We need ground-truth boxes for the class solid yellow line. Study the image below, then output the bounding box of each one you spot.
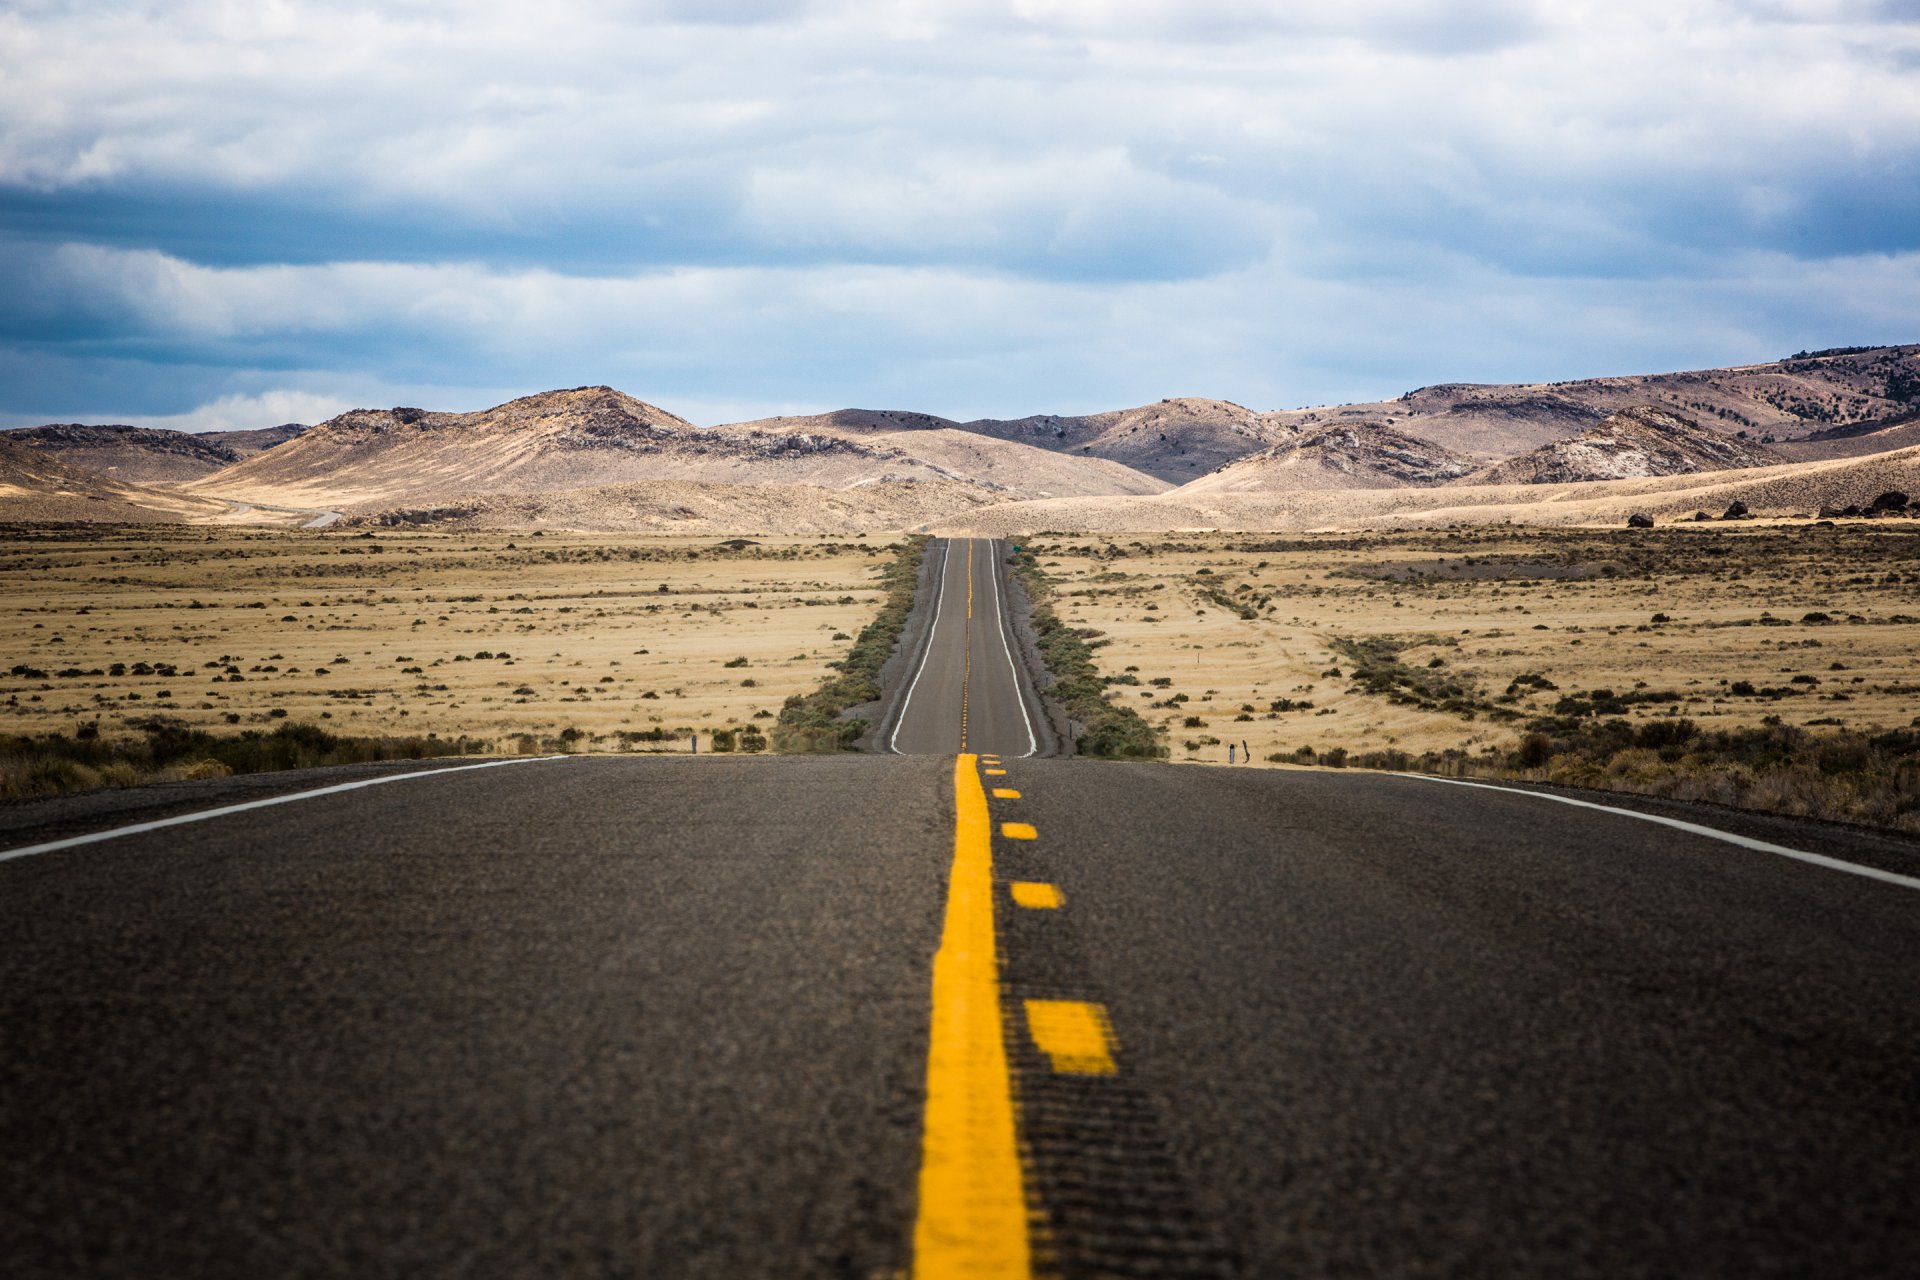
[912,754,1031,1278]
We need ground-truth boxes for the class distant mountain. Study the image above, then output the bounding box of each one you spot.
[199,424,308,458]
[727,398,1281,484]
[6,342,1918,531]
[727,409,1170,500]
[1269,344,1920,461]
[1465,407,1782,485]
[0,435,232,522]
[1176,422,1477,494]
[956,398,1284,482]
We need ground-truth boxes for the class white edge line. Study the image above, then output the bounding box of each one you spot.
[986,538,1039,759]
[889,538,951,755]
[1395,772,1920,892]
[0,755,572,864]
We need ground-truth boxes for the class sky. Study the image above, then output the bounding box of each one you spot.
[2,0,1918,430]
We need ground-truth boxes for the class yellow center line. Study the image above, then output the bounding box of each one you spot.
[913,754,1031,1278]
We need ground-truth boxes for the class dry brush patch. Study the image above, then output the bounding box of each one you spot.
[0,525,898,761]
[1028,525,1920,828]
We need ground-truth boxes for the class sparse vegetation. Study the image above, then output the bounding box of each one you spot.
[0,720,484,801]
[773,537,927,752]
[1012,547,1165,759]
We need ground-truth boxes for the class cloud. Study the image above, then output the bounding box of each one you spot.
[4,238,1916,428]
[1,0,1917,425]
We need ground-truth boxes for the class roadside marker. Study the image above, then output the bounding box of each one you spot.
[1025,1000,1117,1075]
[1010,881,1062,910]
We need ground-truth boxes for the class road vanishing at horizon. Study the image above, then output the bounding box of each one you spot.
[3,536,1918,1277]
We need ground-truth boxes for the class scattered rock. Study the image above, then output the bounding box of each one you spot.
[1626,512,1654,528]
[1693,511,1714,522]
[1722,500,1750,519]
[1869,491,1909,512]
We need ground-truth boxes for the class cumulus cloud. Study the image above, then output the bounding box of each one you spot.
[1,0,1916,423]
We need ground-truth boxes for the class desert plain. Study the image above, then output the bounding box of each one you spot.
[0,527,892,752]
[1024,522,1920,765]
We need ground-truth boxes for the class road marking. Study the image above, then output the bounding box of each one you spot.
[984,538,1040,759]
[1010,881,1062,910]
[985,768,1007,776]
[1001,822,1038,840]
[959,539,974,753]
[992,788,1021,799]
[1024,999,1118,1075]
[913,754,1031,1278]
[890,540,953,755]
[0,756,572,865]
[1398,773,1920,892]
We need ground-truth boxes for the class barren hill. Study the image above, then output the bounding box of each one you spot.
[933,443,1920,537]
[190,387,1000,511]
[1270,344,1920,461]
[354,478,1000,535]
[1178,422,1476,494]
[1465,407,1782,485]
[0,436,233,522]
[728,409,1170,500]
[0,422,302,484]
[952,398,1283,482]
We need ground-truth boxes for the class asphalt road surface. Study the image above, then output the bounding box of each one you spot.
[3,537,1918,1277]
[880,537,1052,759]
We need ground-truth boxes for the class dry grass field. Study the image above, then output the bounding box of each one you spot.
[0,527,896,754]
[1028,524,1920,766]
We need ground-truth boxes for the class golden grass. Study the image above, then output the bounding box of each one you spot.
[0,526,898,753]
[1026,525,1920,767]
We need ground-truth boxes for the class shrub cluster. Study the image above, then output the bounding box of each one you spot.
[1279,719,1920,834]
[1012,548,1165,759]
[773,537,927,752]
[0,720,485,802]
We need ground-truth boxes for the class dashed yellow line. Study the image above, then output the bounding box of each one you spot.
[1001,822,1038,841]
[1025,999,1118,1075]
[912,755,1031,1278]
[1010,881,1062,910]
[984,768,1007,776]
[992,788,1021,799]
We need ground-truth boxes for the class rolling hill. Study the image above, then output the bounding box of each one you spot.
[1465,407,1782,485]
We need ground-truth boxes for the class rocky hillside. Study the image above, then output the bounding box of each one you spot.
[957,397,1283,482]
[0,436,232,522]
[1177,422,1477,494]
[1270,344,1920,461]
[1465,407,1782,485]
[189,387,1012,510]
[729,398,1283,484]
[0,422,302,483]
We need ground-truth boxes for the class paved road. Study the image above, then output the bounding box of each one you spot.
[882,537,1050,758]
[3,541,1919,1277]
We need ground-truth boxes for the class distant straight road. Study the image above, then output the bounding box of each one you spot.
[3,537,1919,1277]
[882,537,1049,758]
